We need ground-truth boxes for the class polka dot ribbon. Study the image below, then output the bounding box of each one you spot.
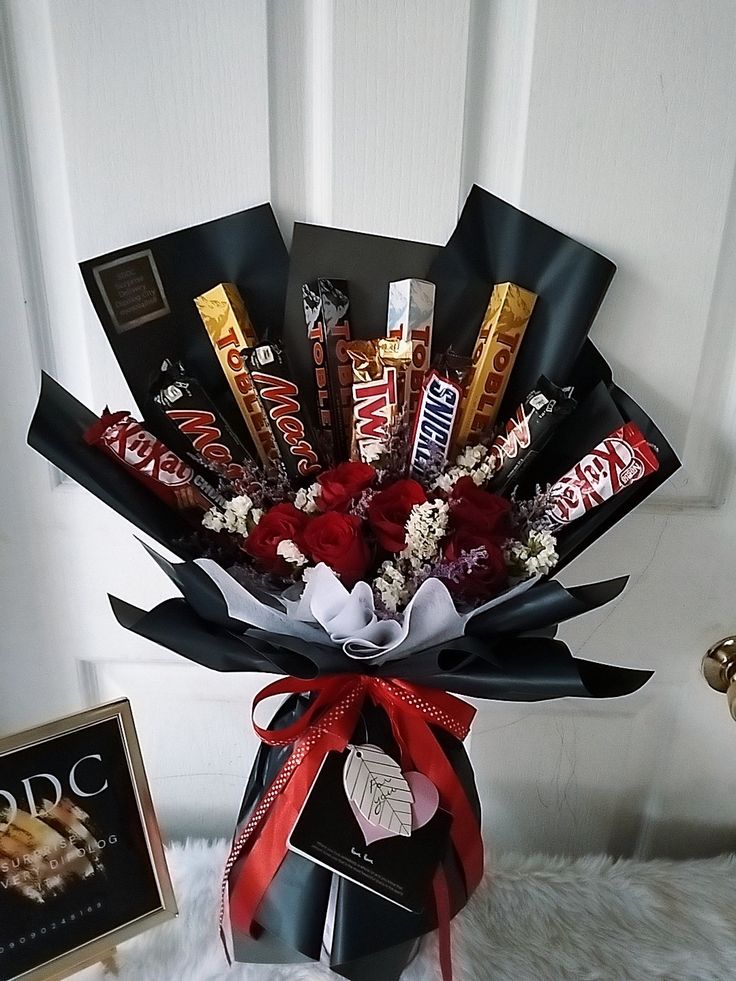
[219,672,483,979]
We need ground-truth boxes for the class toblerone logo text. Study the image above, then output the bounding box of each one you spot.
[250,372,321,476]
[468,328,520,436]
[388,322,431,417]
[308,315,332,430]
[215,326,276,463]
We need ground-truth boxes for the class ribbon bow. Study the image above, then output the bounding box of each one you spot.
[222,673,484,966]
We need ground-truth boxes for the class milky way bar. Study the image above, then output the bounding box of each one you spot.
[151,360,255,483]
[409,370,462,480]
[454,282,536,449]
[194,283,278,470]
[84,410,229,511]
[244,343,323,480]
[486,377,576,494]
[547,421,659,526]
[346,338,412,464]
[386,279,434,420]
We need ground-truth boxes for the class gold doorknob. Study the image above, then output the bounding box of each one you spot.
[702,637,736,720]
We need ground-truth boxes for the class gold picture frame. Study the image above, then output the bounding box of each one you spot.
[0,699,177,980]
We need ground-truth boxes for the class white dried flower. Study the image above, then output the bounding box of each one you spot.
[402,499,450,570]
[276,539,308,568]
[202,493,259,536]
[432,466,467,492]
[294,483,320,513]
[373,560,408,614]
[361,441,383,464]
[250,507,263,525]
[504,530,558,577]
[202,508,226,532]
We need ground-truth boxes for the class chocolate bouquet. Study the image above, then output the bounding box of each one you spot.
[28,187,679,981]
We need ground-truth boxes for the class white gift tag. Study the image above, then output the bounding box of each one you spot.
[342,744,414,838]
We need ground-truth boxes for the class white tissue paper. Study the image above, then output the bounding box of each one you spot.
[195,559,538,665]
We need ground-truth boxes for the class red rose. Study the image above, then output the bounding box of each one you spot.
[450,476,512,540]
[243,503,309,575]
[302,512,371,587]
[317,461,377,512]
[443,528,509,600]
[368,479,427,553]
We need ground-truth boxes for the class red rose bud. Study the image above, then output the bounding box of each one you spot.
[386,279,435,421]
[150,360,256,482]
[409,370,462,481]
[243,502,310,575]
[450,476,513,540]
[244,343,323,482]
[485,377,576,494]
[84,410,229,511]
[302,512,371,588]
[316,461,377,512]
[547,421,659,526]
[443,528,509,600]
[368,479,427,553]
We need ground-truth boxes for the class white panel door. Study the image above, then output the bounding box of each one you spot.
[2,0,736,855]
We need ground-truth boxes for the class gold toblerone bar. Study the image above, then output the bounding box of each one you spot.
[453,282,537,449]
[194,283,278,469]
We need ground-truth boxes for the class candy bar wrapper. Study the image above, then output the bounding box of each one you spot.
[194,283,279,470]
[302,279,353,461]
[150,360,256,482]
[486,377,576,494]
[386,279,435,420]
[84,410,229,512]
[346,338,412,464]
[547,421,659,526]
[408,369,462,481]
[454,282,537,448]
[244,343,323,481]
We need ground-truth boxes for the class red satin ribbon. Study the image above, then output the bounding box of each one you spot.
[222,674,484,980]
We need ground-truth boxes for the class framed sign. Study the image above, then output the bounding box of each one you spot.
[0,700,176,980]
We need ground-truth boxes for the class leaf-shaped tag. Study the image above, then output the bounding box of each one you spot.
[343,744,414,838]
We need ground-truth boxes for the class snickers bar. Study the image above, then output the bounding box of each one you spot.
[409,370,462,481]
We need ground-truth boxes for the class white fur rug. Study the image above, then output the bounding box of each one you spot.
[75,840,736,981]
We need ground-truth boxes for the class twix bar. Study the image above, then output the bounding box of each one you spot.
[346,338,412,464]
[453,282,537,449]
[387,278,434,421]
[194,283,278,470]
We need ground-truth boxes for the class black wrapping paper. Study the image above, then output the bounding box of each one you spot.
[227,696,477,980]
[79,203,288,450]
[429,185,616,416]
